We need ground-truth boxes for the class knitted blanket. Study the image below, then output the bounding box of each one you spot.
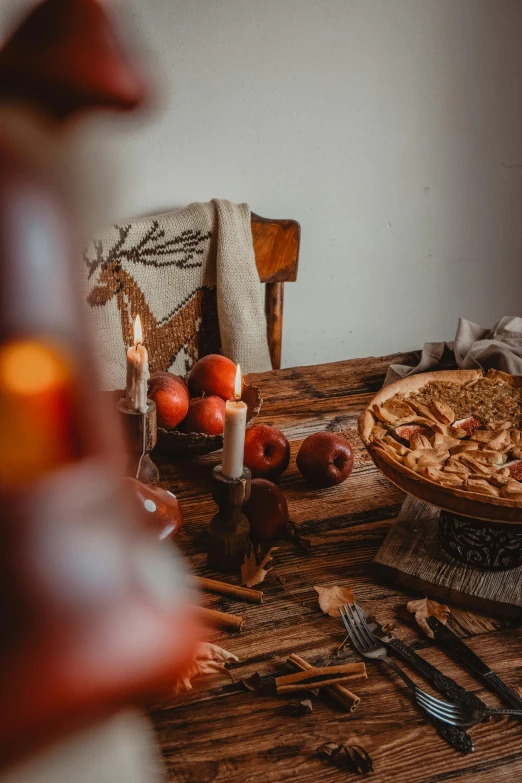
[82,199,272,389]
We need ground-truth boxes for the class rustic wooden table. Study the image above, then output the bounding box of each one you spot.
[151,353,522,783]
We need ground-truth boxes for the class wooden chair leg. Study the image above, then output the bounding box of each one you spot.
[265,282,284,370]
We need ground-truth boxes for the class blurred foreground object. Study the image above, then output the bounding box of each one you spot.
[0,0,198,776]
[124,477,184,542]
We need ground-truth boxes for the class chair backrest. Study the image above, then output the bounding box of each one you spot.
[251,213,300,369]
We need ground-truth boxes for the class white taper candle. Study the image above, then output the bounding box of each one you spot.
[125,315,149,414]
[221,364,247,479]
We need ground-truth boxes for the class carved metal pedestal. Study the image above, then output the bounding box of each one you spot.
[207,465,251,572]
[438,511,522,571]
[117,398,159,485]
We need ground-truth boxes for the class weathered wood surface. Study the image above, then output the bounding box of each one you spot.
[151,353,522,783]
[375,496,522,618]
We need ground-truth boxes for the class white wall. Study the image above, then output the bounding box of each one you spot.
[3,0,522,368]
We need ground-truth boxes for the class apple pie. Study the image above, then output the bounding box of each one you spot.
[367,369,522,500]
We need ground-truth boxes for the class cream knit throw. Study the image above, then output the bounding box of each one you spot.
[83,200,272,389]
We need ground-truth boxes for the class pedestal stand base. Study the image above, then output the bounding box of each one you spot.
[439,510,522,570]
[374,496,522,619]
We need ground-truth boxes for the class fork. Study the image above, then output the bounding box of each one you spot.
[416,691,522,728]
[339,604,461,717]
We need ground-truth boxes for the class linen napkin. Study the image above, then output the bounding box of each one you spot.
[385,317,522,385]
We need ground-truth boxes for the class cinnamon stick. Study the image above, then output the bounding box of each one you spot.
[276,661,366,694]
[286,653,362,711]
[196,606,244,632]
[192,576,263,604]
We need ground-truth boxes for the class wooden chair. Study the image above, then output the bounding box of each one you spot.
[251,213,300,369]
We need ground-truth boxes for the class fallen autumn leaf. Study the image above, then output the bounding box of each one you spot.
[407,596,451,638]
[315,585,356,617]
[174,642,239,695]
[241,545,279,588]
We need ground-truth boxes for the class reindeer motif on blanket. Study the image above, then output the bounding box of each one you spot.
[85,221,220,373]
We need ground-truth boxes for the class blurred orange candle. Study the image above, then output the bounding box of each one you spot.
[0,339,78,488]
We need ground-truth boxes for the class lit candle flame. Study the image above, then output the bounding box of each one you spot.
[133,315,143,347]
[234,363,242,400]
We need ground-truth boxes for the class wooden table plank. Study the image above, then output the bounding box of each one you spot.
[151,353,522,783]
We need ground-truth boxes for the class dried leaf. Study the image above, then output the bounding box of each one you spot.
[174,642,239,694]
[407,597,450,639]
[240,672,263,692]
[239,672,275,697]
[286,520,312,554]
[286,698,312,716]
[241,545,279,588]
[315,585,356,617]
[318,743,374,774]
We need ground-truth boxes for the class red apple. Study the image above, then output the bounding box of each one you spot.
[124,477,183,541]
[296,432,354,488]
[243,478,289,543]
[148,372,189,430]
[180,395,226,435]
[188,353,237,400]
[243,424,290,479]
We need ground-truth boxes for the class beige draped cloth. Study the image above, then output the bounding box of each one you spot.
[386,317,522,385]
[82,199,272,389]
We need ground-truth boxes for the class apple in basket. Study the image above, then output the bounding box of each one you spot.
[243,424,290,480]
[180,395,226,436]
[188,353,237,400]
[297,432,354,488]
[148,372,190,430]
[244,478,289,542]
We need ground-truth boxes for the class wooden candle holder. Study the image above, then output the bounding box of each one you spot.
[117,398,159,485]
[207,465,251,572]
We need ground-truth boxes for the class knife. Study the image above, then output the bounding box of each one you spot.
[357,606,476,753]
[426,616,522,711]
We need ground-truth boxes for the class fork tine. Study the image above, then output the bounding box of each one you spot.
[416,692,462,717]
[352,603,378,648]
[416,698,467,727]
[343,605,369,651]
[340,605,367,653]
[415,690,461,714]
[417,704,460,727]
[347,604,372,649]
[348,604,375,648]
[339,605,359,646]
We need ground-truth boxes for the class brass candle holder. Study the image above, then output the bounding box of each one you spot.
[117,398,159,485]
[207,464,251,572]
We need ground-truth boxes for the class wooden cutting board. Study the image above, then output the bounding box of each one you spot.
[374,495,522,619]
